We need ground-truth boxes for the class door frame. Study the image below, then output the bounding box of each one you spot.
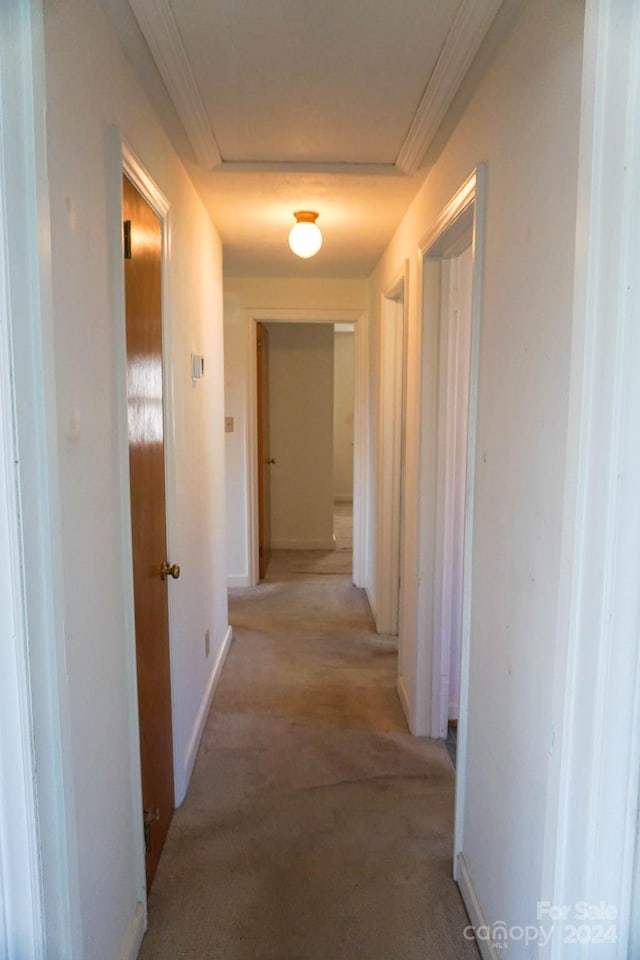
[0,1,81,955]
[376,262,409,634]
[431,246,474,738]
[108,131,182,906]
[245,309,367,586]
[402,168,485,754]
[0,61,46,959]
[540,1,640,953]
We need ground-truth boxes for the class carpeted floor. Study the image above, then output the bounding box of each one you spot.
[268,502,353,578]
[138,563,478,960]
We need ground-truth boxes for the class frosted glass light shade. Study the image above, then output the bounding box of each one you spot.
[289,211,322,258]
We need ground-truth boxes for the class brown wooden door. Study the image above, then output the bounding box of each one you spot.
[123,174,175,889]
[257,322,272,579]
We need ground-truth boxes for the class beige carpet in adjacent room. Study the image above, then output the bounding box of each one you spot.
[138,567,478,960]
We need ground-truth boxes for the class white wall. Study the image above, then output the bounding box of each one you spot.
[368,0,584,947]
[42,0,229,957]
[333,330,355,502]
[223,277,367,584]
[268,323,334,548]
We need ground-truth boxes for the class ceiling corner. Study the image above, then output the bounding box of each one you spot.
[396,0,504,176]
[128,0,222,170]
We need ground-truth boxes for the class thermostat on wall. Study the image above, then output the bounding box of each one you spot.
[191,353,205,381]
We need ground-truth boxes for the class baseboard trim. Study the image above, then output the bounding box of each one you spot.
[181,625,233,798]
[228,574,251,587]
[118,901,146,960]
[364,585,377,623]
[456,853,498,960]
[271,538,335,550]
[397,673,412,730]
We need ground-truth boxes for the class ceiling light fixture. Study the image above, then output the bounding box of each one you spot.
[288,211,322,259]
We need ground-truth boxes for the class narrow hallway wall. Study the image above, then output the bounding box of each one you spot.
[368,0,584,946]
[42,0,230,955]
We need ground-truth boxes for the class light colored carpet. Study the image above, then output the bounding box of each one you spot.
[267,502,353,578]
[138,568,478,960]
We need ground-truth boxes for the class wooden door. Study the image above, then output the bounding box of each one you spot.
[257,322,272,579]
[123,174,175,889]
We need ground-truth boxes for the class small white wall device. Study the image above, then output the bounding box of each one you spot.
[191,353,205,381]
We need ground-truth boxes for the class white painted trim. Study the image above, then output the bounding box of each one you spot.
[453,168,486,861]
[127,0,221,170]
[376,264,408,635]
[396,0,503,175]
[270,538,336,550]
[457,854,498,960]
[397,673,412,729]
[181,626,233,792]
[248,308,363,324]
[117,901,146,960]
[0,2,81,955]
[365,586,378,626]
[540,3,640,956]
[0,76,44,960]
[418,169,477,257]
[227,574,251,588]
[245,309,368,586]
[126,0,498,179]
[431,248,473,738]
[352,310,369,590]
[408,168,484,745]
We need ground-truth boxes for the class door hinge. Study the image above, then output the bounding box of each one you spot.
[123,219,132,260]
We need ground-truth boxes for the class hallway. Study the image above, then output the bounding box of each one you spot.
[138,567,478,959]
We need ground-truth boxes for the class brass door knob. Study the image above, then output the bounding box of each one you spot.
[160,562,180,580]
[266,458,276,464]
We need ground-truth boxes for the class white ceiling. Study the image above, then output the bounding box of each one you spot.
[102,0,504,277]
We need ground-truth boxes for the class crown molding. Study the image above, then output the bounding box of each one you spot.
[127,0,501,178]
[127,0,222,170]
[396,0,503,175]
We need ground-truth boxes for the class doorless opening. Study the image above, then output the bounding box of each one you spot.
[246,310,366,587]
[405,169,486,877]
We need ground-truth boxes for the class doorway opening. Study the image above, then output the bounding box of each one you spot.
[247,310,366,587]
[255,319,355,583]
[402,170,485,881]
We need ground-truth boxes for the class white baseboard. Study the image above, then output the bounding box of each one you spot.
[270,538,335,550]
[228,573,251,587]
[364,585,377,622]
[118,901,146,960]
[180,625,233,800]
[456,853,498,960]
[397,673,412,730]
[333,495,353,504]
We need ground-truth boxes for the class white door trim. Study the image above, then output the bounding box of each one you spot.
[376,264,409,635]
[0,1,81,955]
[0,74,45,960]
[403,167,485,756]
[541,2,640,955]
[244,308,367,587]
